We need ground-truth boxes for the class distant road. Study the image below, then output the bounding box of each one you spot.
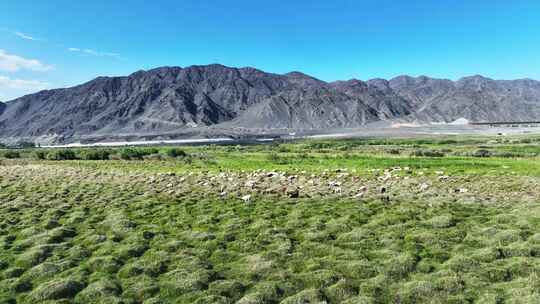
[42,138,236,148]
[39,124,540,148]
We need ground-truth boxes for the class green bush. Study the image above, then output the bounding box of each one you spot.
[410,149,445,157]
[438,139,458,145]
[119,148,144,160]
[46,149,77,160]
[161,148,187,158]
[1,150,21,159]
[473,149,492,158]
[34,150,47,160]
[119,148,158,160]
[387,149,401,155]
[79,149,111,160]
[496,152,522,158]
[306,142,334,150]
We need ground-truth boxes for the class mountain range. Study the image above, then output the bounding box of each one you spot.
[1,64,540,142]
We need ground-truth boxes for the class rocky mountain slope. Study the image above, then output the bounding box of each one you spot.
[389,75,540,123]
[1,64,539,141]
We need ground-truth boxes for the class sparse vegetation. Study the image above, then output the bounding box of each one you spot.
[1,150,20,159]
[1,135,540,303]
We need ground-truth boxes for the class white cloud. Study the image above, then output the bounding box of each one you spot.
[68,47,124,60]
[0,27,41,41]
[0,49,53,72]
[2,27,125,61]
[0,75,49,90]
[0,75,49,101]
[15,31,38,41]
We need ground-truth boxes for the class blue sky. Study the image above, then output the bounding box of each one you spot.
[1,0,540,101]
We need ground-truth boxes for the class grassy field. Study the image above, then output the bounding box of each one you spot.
[1,135,540,303]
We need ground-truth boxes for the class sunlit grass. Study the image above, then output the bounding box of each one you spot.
[1,135,540,303]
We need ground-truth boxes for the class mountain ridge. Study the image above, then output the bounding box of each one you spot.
[1,64,540,142]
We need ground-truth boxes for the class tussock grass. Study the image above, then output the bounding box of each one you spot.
[1,136,540,302]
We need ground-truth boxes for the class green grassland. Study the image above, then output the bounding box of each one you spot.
[1,135,540,303]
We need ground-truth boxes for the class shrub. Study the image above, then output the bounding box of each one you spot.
[34,150,47,160]
[473,149,492,158]
[79,149,111,160]
[117,147,159,160]
[307,142,333,150]
[277,145,290,153]
[46,149,77,160]
[410,149,445,157]
[438,139,458,145]
[161,148,187,158]
[1,150,20,159]
[119,148,144,160]
[387,149,401,155]
[496,152,522,158]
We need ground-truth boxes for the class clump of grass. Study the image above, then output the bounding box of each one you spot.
[2,136,540,302]
[121,275,160,302]
[117,263,144,279]
[281,288,326,304]
[324,279,358,303]
[396,280,437,303]
[193,295,230,304]
[443,254,479,273]
[86,256,123,274]
[48,227,77,243]
[99,212,136,240]
[135,250,170,276]
[299,269,341,289]
[28,279,84,301]
[14,246,50,269]
[265,152,291,164]
[342,295,376,304]
[21,262,60,282]
[426,215,454,228]
[74,278,122,303]
[114,240,149,260]
[160,269,213,297]
[208,280,245,299]
[382,253,417,279]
